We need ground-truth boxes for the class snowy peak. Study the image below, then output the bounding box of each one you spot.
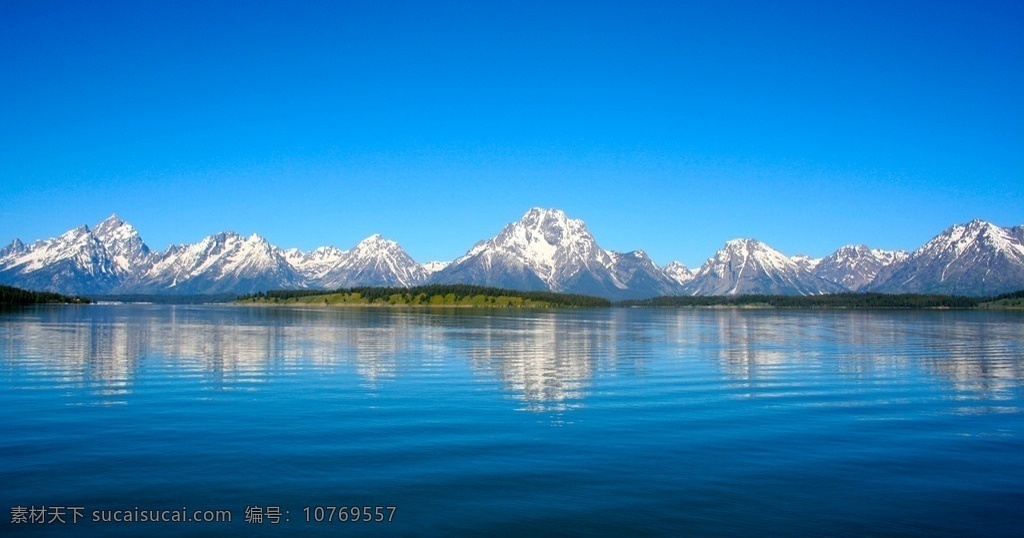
[685,238,843,296]
[272,234,430,290]
[812,245,908,291]
[92,214,152,272]
[484,207,603,284]
[351,234,400,256]
[93,213,125,235]
[4,211,1023,298]
[0,238,27,260]
[604,249,686,297]
[316,234,428,288]
[422,261,450,274]
[0,218,128,294]
[718,239,797,274]
[434,208,681,299]
[869,219,1024,295]
[135,230,305,294]
[283,246,348,281]
[662,261,694,285]
[790,254,821,272]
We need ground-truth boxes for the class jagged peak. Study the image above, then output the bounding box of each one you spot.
[873,248,909,260]
[310,245,347,256]
[522,207,568,221]
[97,213,124,227]
[59,225,92,239]
[828,244,872,257]
[724,238,755,247]
[93,214,146,245]
[944,218,997,235]
[504,207,593,242]
[921,219,1014,253]
[354,234,399,250]
[721,238,771,252]
[704,238,795,272]
[423,260,450,273]
[359,233,388,243]
[0,238,27,258]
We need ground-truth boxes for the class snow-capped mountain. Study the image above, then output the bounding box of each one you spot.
[0,217,132,294]
[0,238,27,260]
[605,250,686,298]
[431,208,681,300]
[282,246,347,283]
[790,254,821,272]
[93,214,152,273]
[683,239,845,296]
[662,261,695,286]
[868,219,1024,296]
[135,231,306,294]
[812,245,908,291]
[0,216,432,295]
[279,236,429,288]
[315,234,429,288]
[3,213,1023,298]
[422,261,450,274]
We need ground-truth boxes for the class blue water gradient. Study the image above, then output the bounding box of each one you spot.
[1,305,1022,536]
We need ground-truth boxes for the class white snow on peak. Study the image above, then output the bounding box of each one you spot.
[662,261,694,285]
[315,234,426,288]
[914,219,1024,263]
[422,260,451,274]
[812,244,908,291]
[139,230,296,288]
[717,239,796,274]
[92,214,151,272]
[7,211,1020,298]
[871,248,909,266]
[353,233,397,251]
[790,253,821,271]
[483,207,606,285]
[685,237,841,296]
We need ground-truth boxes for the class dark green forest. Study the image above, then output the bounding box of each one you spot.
[3,282,1021,309]
[0,284,90,305]
[238,284,612,308]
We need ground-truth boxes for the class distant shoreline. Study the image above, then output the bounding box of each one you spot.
[236,287,1024,311]
[4,284,1023,310]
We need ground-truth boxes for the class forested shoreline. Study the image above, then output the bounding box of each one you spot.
[0,285,90,305]
[3,282,1022,309]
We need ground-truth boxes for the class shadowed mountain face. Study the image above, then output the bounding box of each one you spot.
[2,213,1022,297]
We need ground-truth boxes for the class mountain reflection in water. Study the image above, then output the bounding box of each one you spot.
[1,305,1021,412]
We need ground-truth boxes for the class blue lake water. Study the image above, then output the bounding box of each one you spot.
[1,305,1022,536]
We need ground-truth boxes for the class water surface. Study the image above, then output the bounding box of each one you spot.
[1,305,1022,536]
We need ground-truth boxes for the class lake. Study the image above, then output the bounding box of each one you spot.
[1,305,1022,536]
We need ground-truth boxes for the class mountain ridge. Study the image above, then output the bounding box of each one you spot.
[2,210,1022,298]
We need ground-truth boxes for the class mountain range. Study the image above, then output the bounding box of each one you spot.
[2,209,1022,299]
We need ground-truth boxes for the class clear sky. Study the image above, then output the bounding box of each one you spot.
[2,0,1021,268]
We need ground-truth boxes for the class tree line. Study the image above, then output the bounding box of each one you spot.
[238,284,612,308]
[619,292,1007,309]
[0,285,90,305]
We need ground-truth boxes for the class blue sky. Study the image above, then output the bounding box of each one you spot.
[1,0,1021,268]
